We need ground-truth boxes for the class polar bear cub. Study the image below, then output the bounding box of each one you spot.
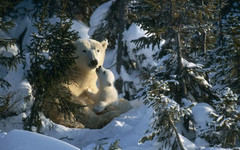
[86,66,119,113]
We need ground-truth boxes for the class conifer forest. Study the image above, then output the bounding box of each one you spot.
[0,0,240,150]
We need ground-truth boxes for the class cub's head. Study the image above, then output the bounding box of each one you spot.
[96,66,115,87]
[74,39,108,70]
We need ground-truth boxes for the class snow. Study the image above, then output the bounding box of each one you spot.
[0,32,19,56]
[194,137,210,147]
[88,0,116,37]
[0,60,33,115]
[0,129,80,150]
[0,99,227,150]
[123,23,159,69]
[120,66,132,82]
[72,20,89,39]
[39,101,157,150]
[192,103,214,130]
[180,134,197,150]
[182,58,203,69]
[0,32,20,79]
[0,101,159,150]
[192,103,214,147]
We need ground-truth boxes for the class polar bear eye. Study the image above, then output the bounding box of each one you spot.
[82,50,87,53]
[103,71,106,74]
[97,50,100,53]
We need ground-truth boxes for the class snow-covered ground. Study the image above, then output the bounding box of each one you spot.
[0,130,79,150]
[0,0,235,150]
[0,100,158,150]
[0,102,228,150]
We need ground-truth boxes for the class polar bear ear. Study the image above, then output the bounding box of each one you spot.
[101,40,108,50]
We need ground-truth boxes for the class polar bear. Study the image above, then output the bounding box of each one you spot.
[43,39,132,129]
[67,39,108,99]
[86,66,119,113]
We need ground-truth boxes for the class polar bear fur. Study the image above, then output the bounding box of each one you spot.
[86,66,119,113]
[43,39,132,129]
[67,39,107,99]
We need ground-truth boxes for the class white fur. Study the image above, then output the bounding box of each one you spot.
[86,66,119,113]
[66,39,108,98]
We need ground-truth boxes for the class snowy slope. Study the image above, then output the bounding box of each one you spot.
[1,101,226,150]
[39,101,158,150]
[0,130,80,150]
[0,101,158,150]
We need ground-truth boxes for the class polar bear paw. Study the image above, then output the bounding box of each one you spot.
[85,88,96,100]
[94,101,108,113]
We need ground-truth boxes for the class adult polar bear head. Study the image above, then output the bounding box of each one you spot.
[74,39,108,71]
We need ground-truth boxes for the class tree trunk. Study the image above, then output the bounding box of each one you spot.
[176,30,187,104]
[202,31,207,54]
[116,0,127,74]
[218,0,224,49]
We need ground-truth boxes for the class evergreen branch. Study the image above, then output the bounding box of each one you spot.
[169,117,186,150]
[0,38,15,43]
[0,78,11,89]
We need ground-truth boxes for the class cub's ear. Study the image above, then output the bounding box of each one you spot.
[101,39,108,50]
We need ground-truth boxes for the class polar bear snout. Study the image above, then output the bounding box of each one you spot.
[87,56,98,68]
[90,59,98,67]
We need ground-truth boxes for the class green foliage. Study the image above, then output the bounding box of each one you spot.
[24,0,79,132]
[94,140,122,150]
[132,0,222,56]
[0,0,22,124]
[108,140,122,150]
[208,13,240,94]
[0,0,21,17]
[138,74,192,150]
[131,0,222,106]
[33,0,108,24]
[132,0,230,149]
[0,92,17,119]
[200,5,240,147]
[0,1,21,89]
[228,14,240,93]
[201,88,240,148]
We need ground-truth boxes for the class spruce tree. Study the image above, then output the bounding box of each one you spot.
[0,1,20,89]
[33,0,108,24]
[132,0,224,149]
[207,2,240,94]
[225,13,240,93]
[0,0,22,119]
[201,88,240,148]
[24,0,79,132]
[0,2,20,90]
[201,3,240,147]
[229,16,240,93]
[132,0,221,103]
